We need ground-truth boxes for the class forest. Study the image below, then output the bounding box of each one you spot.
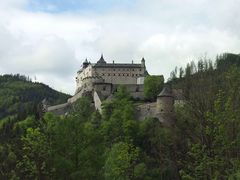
[0,53,240,179]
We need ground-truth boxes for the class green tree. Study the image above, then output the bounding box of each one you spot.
[104,142,140,180]
[17,128,52,179]
[144,75,164,101]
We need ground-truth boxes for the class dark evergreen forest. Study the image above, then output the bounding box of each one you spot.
[1,53,240,179]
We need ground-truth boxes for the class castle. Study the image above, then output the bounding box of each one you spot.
[46,55,180,125]
[75,54,148,94]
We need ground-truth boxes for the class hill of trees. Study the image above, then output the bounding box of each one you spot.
[0,74,70,118]
[1,53,240,179]
[0,74,70,130]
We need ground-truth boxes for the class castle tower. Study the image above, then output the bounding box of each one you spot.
[157,85,174,113]
[156,85,175,125]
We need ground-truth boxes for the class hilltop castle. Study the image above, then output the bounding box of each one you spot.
[75,54,148,94]
[46,55,180,125]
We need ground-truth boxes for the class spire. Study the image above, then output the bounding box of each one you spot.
[83,58,89,68]
[141,57,145,66]
[97,54,107,64]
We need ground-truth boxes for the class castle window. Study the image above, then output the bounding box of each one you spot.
[113,74,115,76]
[108,73,110,76]
[113,69,115,71]
[161,109,163,112]
[136,87,139,92]
[119,74,121,76]
[132,69,134,71]
[132,74,134,77]
[123,74,125,76]
[102,73,105,76]
[127,74,129,76]
[103,86,106,91]
[139,69,142,71]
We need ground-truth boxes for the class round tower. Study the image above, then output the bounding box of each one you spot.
[157,85,174,114]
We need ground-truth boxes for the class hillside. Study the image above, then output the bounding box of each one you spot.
[169,53,240,109]
[1,54,240,179]
[0,74,71,120]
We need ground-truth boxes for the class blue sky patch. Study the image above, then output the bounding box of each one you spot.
[26,0,136,13]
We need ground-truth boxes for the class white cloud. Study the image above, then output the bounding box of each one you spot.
[138,28,240,77]
[0,0,240,95]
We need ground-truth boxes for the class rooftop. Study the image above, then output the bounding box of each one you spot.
[158,86,173,97]
[93,63,142,68]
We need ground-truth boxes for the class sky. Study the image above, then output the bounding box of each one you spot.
[0,0,240,95]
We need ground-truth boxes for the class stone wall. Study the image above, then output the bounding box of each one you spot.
[76,65,93,90]
[156,97,174,114]
[93,83,112,98]
[112,84,144,100]
[135,102,157,120]
[75,76,104,94]
[47,103,70,116]
[93,91,102,113]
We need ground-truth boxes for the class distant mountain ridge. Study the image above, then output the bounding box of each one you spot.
[0,74,71,120]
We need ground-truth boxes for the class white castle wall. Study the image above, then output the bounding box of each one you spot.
[93,66,145,85]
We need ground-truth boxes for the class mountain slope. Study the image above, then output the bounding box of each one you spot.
[0,74,71,120]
